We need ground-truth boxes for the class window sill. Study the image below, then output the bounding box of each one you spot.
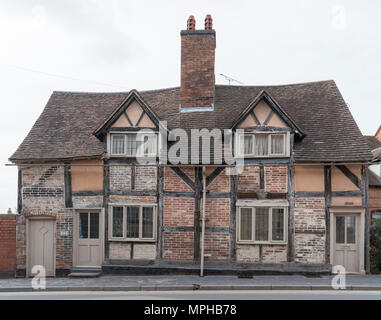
[108,238,156,243]
[234,155,289,159]
[237,241,287,245]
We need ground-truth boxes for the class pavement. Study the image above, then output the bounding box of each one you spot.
[2,290,381,300]
[1,274,381,292]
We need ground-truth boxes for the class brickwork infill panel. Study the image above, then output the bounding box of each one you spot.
[207,168,230,193]
[204,198,230,227]
[238,165,260,192]
[265,165,288,193]
[163,231,194,261]
[164,197,194,227]
[294,197,326,264]
[164,167,194,192]
[110,166,131,191]
[135,166,157,191]
[204,232,229,262]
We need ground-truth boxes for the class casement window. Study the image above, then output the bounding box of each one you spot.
[109,205,156,241]
[110,133,157,157]
[237,132,289,157]
[237,207,287,244]
[372,210,381,224]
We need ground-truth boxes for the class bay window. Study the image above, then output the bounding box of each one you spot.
[109,205,156,241]
[237,132,288,157]
[237,207,287,243]
[110,133,157,157]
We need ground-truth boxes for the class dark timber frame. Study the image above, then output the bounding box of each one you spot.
[336,165,361,189]
[94,90,163,140]
[64,164,73,208]
[231,90,304,138]
[324,165,332,264]
[17,169,22,214]
[361,164,370,273]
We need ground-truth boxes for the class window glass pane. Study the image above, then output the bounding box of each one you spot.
[112,135,125,154]
[272,209,284,241]
[346,216,356,244]
[240,208,252,241]
[255,208,269,241]
[254,134,268,156]
[79,212,88,239]
[142,207,154,238]
[126,206,139,238]
[336,216,345,244]
[271,135,284,155]
[143,135,156,156]
[90,213,99,239]
[372,211,381,223]
[126,134,142,156]
[112,207,124,238]
[243,135,253,155]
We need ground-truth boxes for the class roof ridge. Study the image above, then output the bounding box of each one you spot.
[215,79,335,88]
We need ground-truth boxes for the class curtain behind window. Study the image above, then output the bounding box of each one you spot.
[272,209,284,241]
[255,208,269,241]
[240,208,252,240]
[112,135,125,154]
[271,135,284,154]
[254,134,268,156]
[126,134,142,156]
[243,135,253,155]
[127,206,139,238]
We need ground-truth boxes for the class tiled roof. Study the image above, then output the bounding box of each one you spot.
[369,169,381,187]
[10,80,373,163]
[364,135,381,150]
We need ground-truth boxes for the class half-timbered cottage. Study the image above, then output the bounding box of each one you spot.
[10,15,373,277]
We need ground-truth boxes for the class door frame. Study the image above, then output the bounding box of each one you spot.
[26,216,56,278]
[329,208,365,274]
[72,208,104,267]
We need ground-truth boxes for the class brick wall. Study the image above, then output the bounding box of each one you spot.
[0,215,16,275]
[207,168,230,192]
[164,197,194,226]
[265,165,288,193]
[238,165,260,192]
[294,197,326,264]
[164,167,194,192]
[163,231,194,261]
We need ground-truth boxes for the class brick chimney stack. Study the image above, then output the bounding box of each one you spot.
[187,15,196,30]
[180,15,216,111]
[204,14,212,30]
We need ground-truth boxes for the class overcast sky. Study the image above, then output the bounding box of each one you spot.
[0,0,380,212]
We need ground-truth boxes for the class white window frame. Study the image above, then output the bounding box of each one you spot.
[237,206,288,244]
[108,204,157,242]
[269,133,286,156]
[109,132,158,157]
[110,134,126,155]
[235,131,290,158]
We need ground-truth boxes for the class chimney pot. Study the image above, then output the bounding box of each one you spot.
[187,15,196,30]
[205,14,213,30]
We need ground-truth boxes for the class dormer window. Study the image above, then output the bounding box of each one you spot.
[236,132,290,158]
[110,133,157,157]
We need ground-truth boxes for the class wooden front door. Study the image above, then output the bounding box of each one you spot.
[75,211,102,267]
[333,214,360,273]
[28,219,55,277]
